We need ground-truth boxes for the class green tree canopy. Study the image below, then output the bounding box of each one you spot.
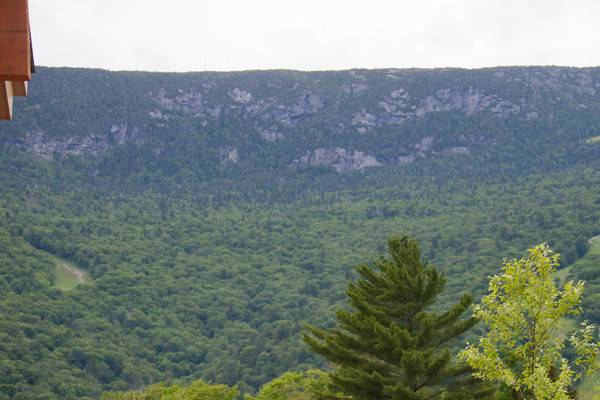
[303,235,487,400]
[100,379,238,400]
[244,370,334,400]
[459,243,600,400]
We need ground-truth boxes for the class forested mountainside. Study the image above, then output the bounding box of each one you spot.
[1,66,600,399]
[3,66,600,197]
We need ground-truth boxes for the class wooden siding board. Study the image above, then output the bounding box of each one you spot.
[0,0,28,32]
[0,0,31,81]
[12,80,26,96]
[0,32,30,80]
[0,0,32,119]
[0,81,14,120]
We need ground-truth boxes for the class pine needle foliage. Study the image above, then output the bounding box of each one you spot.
[303,235,486,400]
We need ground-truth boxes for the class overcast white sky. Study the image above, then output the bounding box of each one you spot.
[30,0,600,72]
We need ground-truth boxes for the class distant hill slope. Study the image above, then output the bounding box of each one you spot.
[0,67,600,399]
[1,66,600,197]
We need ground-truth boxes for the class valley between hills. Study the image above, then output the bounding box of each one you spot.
[1,66,600,399]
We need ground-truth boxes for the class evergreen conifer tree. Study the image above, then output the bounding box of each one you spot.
[303,235,487,400]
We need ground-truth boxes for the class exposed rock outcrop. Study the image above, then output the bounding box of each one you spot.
[398,155,416,165]
[351,110,377,134]
[17,125,142,159]
[290,94,325,117]
[525,70,596,96]
[415,136,434,152]
[297,148,382,173]
[220,147,239,164]
[152,88,222,118]
[9,67,598,167]
[229,88,252,104]
[378,88,411,124]
[259,127,284,142]
[416,87,520,117]
[342,83,369,94]
[443,146,470,156]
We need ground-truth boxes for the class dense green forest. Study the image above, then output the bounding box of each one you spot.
[0,66,600,399]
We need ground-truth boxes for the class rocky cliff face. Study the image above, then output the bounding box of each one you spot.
[296,148,382,173]
[2,66,599,174]
[13,124,143,159]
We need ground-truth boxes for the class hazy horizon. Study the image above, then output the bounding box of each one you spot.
[33,63,600,74]
[30,0,600,73]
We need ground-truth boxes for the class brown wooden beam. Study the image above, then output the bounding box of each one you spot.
[0,0,31,81]
[0,32,30,81]
[0,0,32,119]
[12,80,27,96]
[0,81,14,120]
[0,0,29,31]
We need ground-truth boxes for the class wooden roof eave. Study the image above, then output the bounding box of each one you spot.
[0,0,34,120]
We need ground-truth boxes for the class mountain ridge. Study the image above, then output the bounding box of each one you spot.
[1,66,600,399]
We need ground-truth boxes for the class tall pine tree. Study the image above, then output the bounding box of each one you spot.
[303,235,487,400]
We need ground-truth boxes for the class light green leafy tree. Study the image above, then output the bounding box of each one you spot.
[244,370,341,400]
[100,379,238,400]
[459,243,600,400]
